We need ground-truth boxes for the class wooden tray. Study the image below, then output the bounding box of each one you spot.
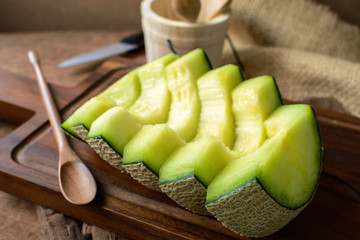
[0,56,359,240]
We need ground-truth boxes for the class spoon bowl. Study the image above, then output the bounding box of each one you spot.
[28,50,97,205]
[60,161,97,205]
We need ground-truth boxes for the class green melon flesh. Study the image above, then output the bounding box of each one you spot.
[60,114,82,141]
[61,70,141,140]
[232,75,282,155]
[99,70,141,107]
[159,137,233,214]
[194,64,243,148]
[122,124,185,191]
[61,97,116,140]
[257,105,322,208]
[86,106,141,170]
[159,64,243,184]
[158,64,242,214]
[166,48,211,141]
[206,104,321,237]
[159,137,233,187]
[128,53,179,124]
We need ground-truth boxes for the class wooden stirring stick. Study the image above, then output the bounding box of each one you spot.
[28,51,97,205]
[197,0,232,22]
[171,0,201,22]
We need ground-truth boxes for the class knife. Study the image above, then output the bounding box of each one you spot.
[58,31,144,68]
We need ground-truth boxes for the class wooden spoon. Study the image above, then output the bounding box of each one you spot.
[171,0,201,22]
[197,0,232,22]
[28,51,97,205]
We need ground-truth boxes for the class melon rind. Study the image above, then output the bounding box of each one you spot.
[71,125,89,141]
[206,180,305,238]
[86,136,123,171]
[122,162,161,191]
[159,176,210,215]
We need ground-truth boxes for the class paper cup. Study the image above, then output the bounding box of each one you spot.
[141,0,230,67]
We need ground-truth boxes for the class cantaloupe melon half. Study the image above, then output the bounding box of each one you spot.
[61,70,141,140]
[159,64,242,214]
[206,104,322,237]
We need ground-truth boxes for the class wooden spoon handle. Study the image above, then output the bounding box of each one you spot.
[28,51,68,149]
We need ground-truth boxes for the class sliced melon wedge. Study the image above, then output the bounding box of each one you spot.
[128,53,179,124]
[159,64,243,214]
[61,70,141,140]
[232,75,282,155]
[122,124,185,191]
[61,97,116,140]
[194,64,243,148]
[86,106,141,170]
[159,137,234,214]
[99,70,141,107]
[206,104,322,237]
[166,48,212,141]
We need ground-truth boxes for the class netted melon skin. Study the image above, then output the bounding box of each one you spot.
[122,162,161,192]
[160,176,210,215]
[86,136,123,171]
[72,125,89,141]
[206,180,306,238]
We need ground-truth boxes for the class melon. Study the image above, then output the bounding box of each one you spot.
[86,106,141,170]
[165,48,212,141]
[61,48,322,238]
[122,124,185,191]
[61,96,116,140]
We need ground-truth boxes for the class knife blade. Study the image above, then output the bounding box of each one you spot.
[58,31,144,68]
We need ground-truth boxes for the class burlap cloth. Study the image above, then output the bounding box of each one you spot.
[221,0,360,118]
[1,0,359,239]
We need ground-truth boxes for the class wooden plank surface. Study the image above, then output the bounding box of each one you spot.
[0,56,359,240]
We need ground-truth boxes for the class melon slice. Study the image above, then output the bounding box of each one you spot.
[159,137,234,214]
[166,48,212,141]
[159,64,243,214]
[61,97,116,140]
[194,64,243,148]
[206,104,322,237]
[232,75,282,155]
[86,106,141,170]
[128,53,179,124]
[61,70,141,140]
[122,124,185,191]
[99,70,141,107]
